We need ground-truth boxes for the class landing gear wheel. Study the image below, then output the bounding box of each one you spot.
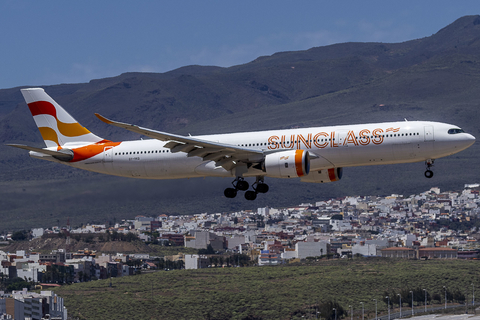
[255,183,269,194]
[424,159,435,179]
[425,170,434,178]
[224,188,237,198]
[245,190,257,201]
[236,180,249,191]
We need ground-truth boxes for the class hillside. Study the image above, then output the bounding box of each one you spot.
[1,16,480,231]
[53,259,479,320]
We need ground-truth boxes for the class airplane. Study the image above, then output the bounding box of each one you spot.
[7,88,476,201]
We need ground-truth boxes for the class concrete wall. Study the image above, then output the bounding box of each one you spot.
[296,241,328,259]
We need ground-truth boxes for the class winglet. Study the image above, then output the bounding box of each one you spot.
[95,113,114,124]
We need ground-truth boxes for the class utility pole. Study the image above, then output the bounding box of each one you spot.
[444,286,447,310]
[423,289,427,313]
[386,296,390,320]
[410,291,414,316]
[398,294,402,318]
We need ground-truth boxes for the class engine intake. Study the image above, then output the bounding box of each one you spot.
[264,150,310,178]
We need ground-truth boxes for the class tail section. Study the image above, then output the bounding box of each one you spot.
[21,88,104,148]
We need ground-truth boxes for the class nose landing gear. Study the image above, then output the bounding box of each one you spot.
[424,159,434,178]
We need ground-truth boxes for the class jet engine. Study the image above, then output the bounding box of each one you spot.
[264,150,310,178]
[300,167,343,183]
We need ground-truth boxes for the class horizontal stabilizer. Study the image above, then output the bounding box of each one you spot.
[6,144,74,161]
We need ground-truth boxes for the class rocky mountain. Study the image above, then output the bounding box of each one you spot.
[0,16,479,231]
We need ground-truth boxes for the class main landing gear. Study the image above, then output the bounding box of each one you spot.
[224,176,269,200]
[424,159,434,178]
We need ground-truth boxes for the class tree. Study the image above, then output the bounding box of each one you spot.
[318,301,345,320]
[198,244,215,255]
[11,230,27,241]
[6,277,30,291]
[78,271,84,282]
[453,289,465,303]
[111,230,119,241]
[125,232,138,242]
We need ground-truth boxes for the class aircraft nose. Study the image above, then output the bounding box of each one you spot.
[462,133,476,148]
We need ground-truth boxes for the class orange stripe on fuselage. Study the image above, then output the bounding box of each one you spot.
[70,141,120,162]
[295,150,304,177]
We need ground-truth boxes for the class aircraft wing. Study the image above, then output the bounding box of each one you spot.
[95,113,263,170]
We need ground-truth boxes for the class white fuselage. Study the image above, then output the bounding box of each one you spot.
[32,120,475,180]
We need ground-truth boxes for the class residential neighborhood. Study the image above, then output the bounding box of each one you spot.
[1,184,479,319]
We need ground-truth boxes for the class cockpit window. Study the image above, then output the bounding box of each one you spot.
[448,128,465,134]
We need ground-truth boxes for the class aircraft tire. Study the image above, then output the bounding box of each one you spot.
[224,188,238,198]
[245,190,257,201]
[236,180,249,191]
[256,183,269,193]
[424,170,434,178]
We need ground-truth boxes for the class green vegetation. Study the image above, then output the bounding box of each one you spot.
[0,276,32,292]
[148,244,198,256]
[10,230,29,241]
[54,259,480,320]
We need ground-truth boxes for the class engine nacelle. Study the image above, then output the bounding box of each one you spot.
[264,150,310,178]
[300,167,343,183]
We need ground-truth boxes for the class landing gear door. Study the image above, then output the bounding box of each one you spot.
[103,146,113,162]
[424,126,434,142]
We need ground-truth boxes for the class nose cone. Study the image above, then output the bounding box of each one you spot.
[459,133,476,150]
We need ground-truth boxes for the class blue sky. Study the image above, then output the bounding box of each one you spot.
[1,1,479,89]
